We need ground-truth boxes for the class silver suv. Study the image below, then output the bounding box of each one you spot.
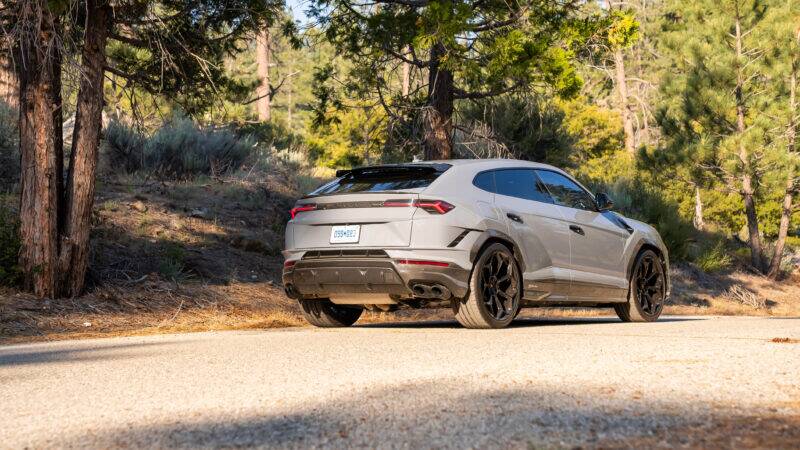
[283,159,669,329]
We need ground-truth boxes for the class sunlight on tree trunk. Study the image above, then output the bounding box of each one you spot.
[613,49,635,154]
[0,53,18,110]
[693,186,705,230]
[256,28,272,122]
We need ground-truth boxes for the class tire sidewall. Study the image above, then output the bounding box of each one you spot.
[467,243,521,328]
[625,249,665,322]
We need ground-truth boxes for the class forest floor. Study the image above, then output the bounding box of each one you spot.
[1,173,799,344]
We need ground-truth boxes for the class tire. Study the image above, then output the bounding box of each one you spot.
[454,243,521,329]
[614,249,666,322]
[298,299,362,327]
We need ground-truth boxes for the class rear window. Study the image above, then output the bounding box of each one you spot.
[308,164,451,196]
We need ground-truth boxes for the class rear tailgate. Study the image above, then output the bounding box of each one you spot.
[290,193,420,248]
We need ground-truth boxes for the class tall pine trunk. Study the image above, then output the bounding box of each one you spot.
[0,52,19,110]
[693,186,705,230]
[767,30,799,279]
[57,0,110,296]
[18,2,63,298]
[256,28,271,122]
[606,0,635,154]
[733,11,766,273]
[613,49,635,154]
[423,42,454,160]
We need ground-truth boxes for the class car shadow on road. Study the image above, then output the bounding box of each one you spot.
[355,316,704,329]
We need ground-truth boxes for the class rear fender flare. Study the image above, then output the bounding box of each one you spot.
[469,229,526,273]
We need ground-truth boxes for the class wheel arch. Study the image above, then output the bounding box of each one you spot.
[470,230,526,273]
[626,239,670,292]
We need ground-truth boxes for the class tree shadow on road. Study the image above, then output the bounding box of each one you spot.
[55,379,800,449]
[0,341,181,368]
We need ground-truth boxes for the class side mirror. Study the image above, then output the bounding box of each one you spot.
[595,192,614,211]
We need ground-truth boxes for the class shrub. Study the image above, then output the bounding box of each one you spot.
[693,240,733,273]
[144,118,254,178]
[0,204,21,286]
[102,117,257,179]
[0,101,19,191]
[596,178,695,260]
[103,120,147,173]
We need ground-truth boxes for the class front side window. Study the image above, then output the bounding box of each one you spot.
[535,170,596,211]
[494,169,553,203]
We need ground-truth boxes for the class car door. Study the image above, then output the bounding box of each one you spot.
[534,169,630,301]
[487,169,572,301]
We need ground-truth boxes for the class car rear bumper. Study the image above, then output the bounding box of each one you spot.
[282,249,471,300]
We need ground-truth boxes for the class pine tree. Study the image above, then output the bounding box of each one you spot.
[656,0,783,272]
[310,0,613,160]
[2,0,283,298]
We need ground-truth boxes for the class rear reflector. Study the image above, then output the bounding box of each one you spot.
[383,199,455,214]
[290,203,317,219]
[396,259,450,267]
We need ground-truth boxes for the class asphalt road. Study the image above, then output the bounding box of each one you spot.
[1,316,799,449]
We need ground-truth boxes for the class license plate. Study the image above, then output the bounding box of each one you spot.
[330,225,361,244]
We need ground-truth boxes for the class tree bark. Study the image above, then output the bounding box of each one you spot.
[767,30,799,279]
[733,10,766,273]
[17,2,63,298]
[57,0,111,297]
[613,49,636,154]
[256,27,271,122]
[423,42,454,160]
[605,0,635,154]
[401,46,410,97]
[693,186,705,230]
[0,52,19,110]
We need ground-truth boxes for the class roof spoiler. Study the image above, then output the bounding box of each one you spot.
[335,165,444,178]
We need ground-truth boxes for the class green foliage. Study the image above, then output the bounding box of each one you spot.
[0,204,20,286]
[692,240,733,273]
[158,242,188,281]
[145,118,255,178]
[307,104,387,168]
[104,121,147,173]
[0,101,19,191]
[103,118,256,178]
[599,178,695,260]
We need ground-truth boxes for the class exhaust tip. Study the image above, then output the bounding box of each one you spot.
[412,285,427,296]
[284,284,299,299]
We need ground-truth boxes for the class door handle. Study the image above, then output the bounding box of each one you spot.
[569,225,585,235]
[506,213,523,224]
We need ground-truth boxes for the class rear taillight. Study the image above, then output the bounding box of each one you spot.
[396,259,450,267]
[284,260,297,268]
[383,199,455,214]
[290,203,316,219]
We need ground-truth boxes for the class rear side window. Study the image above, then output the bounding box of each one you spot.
[494,169,553,203]
[309,165,450,196]
[473,171,496,192]
[535,170,596,211]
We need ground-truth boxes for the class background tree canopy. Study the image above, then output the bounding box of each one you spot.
[0,0,798,299]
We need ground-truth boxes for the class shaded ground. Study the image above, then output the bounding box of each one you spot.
[1,316,798,449]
